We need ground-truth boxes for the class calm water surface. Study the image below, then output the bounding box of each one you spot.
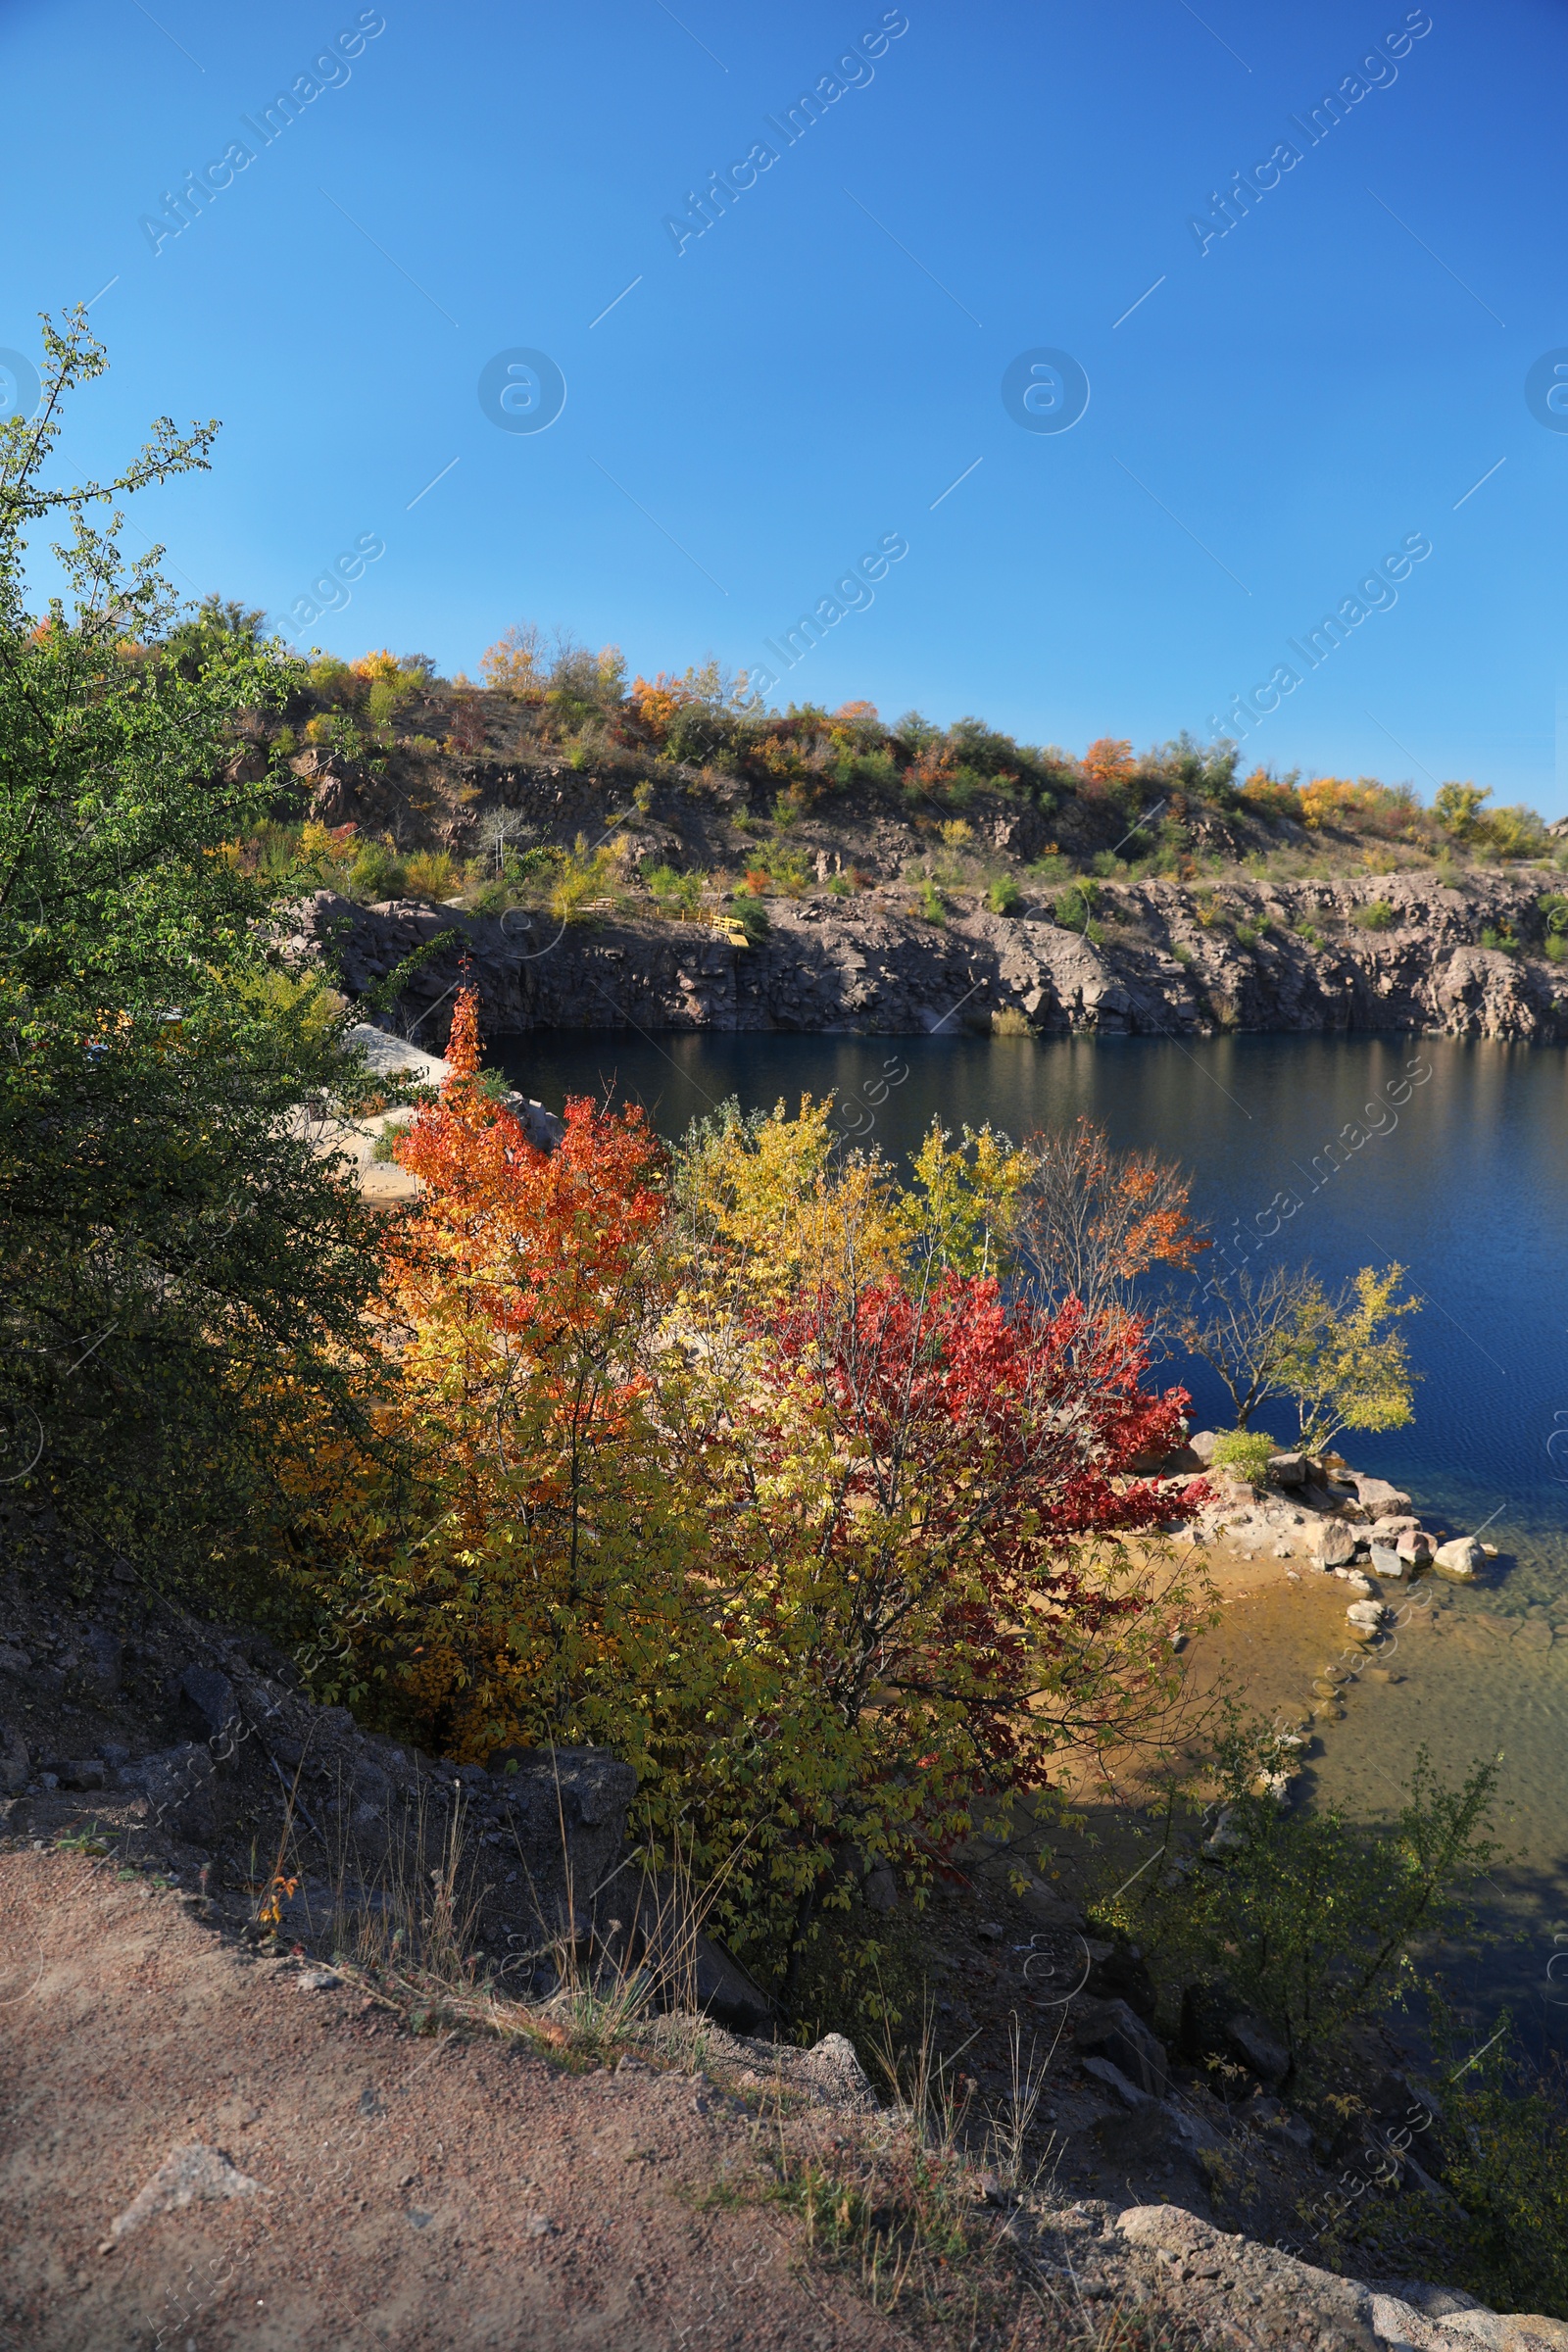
[491,1030,1568,2038]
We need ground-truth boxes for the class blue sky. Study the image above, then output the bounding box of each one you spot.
[4,0,1565,811]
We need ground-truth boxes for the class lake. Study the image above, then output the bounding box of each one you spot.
[490,1028,1568,2043]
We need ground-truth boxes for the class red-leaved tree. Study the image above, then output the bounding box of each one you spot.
[669,1259,1209,1989]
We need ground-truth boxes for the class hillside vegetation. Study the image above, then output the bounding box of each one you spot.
[187,611,1567,945]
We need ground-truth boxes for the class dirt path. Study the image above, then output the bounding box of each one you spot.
[0,1852,910,2352]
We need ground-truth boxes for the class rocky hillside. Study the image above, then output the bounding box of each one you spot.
[235,648,1568,1047]
[289,864,1568,1049]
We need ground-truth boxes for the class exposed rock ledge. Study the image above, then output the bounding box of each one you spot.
[285,869,1568,1046]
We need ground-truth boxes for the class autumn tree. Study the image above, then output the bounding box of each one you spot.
[1080,737,1137,793]
[1014,1117,1207,1335]
[658,1099,1208,1995]
[1181,1260,1420,1452]
[665,1257,1207,1998]
[289,989,705,1768]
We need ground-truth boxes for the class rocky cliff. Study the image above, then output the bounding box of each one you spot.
[288,867,1568,1048]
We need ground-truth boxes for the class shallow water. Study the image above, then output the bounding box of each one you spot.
[490,1029,1568,2043]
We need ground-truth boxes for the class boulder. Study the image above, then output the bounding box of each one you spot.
[1087,1938,1159,2024]
[179,1665,239,1744]
[1434,1535,1485,1581]
[1225,2011,1291,2086]
[1350,1475,1413,1515]
[1077,1997,1169,2098]
[690,1934,775,2034]
[1396,1530,1433,1567]
[1082,2054,1149,2108]
[78,1626,123,1701]
[1268,1452,1307,1487]
[1347,1600,1388,1633]
[1317,1524,1360,1569]
[1367,1543,1405,1580]
[120,1743,218,1843]
[1188,1430,1219,1465]
[484,1744,638,1944]
[1115,2206,1379,2349]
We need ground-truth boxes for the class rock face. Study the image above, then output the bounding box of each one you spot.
[284,868,1568,1045]
[1116,2203,1381,2349]
[482,1744,639,1947]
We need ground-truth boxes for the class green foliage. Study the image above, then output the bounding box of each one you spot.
[0,312,376,1584]
[1110,1733,1502,2082]
[727,891,770,944]
[1422,2010,1568,2320]
[826,873,855,898]
[1210,1429,1276,1481]
[157,593,270,682]
[986,875,1022,915]
[1055,880,1099,931]
[915,878,945,925]
[1281,1262,1420,1452]
[347,837,408,901]
[1354,900,1396,930]
[642,860,705,918]
[1479,925,1518,955]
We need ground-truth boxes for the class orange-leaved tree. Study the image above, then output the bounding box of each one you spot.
[1015,1115,1208,1338]
[302,989,707,1768]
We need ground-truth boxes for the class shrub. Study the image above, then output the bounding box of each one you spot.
[1210,1428,1276,1481]
[916,878,945,925]
[1055,881,1098,931]
[1417,2009,1568,2321]
[987,876,1022,915]
[643,861,704,918]
[0,315,377,1582]
[552,837,624,920]
[1480,925,1518,955]
[346,838,407,902]
[1354,899,1396,930]
[826,873,855,898]
[1104,1735,1502,2084]
[405,850,459,899]
[939,818,973,849]
[727,892,770,944]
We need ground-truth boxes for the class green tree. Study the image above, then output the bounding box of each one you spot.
[1111,1731,1501,2082]
[1182,1260,1419,1451]
[1432,780,1492,841]
[0,312,375,1584]
[157,591,270,682]
[1278,1262,1421,1452]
